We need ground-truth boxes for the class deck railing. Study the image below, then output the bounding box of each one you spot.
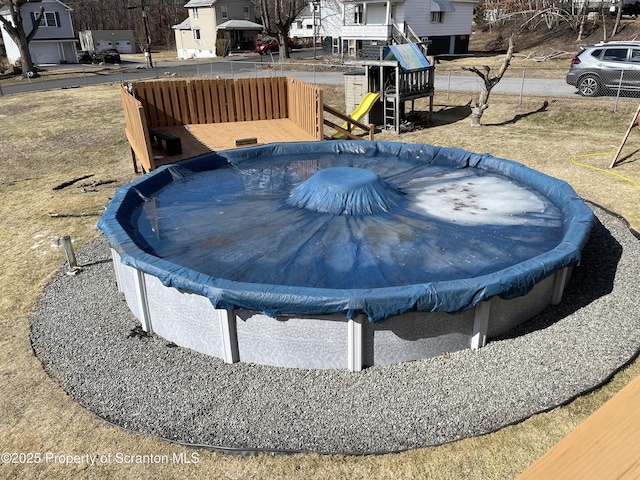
[120,84,153,173]
[287,77,324,140]
[323,104,375,140]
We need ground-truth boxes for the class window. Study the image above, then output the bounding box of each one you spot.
[354,4,363,24]
[221,5,228,19]
[193,28,201,40]
[602,48,628,62]
[631,49,640,63]
[431,11,443,23]
[243,6,250,20]
[192,7,199,19]
[39,11,60,27]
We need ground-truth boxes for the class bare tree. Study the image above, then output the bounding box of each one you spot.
[462,35,515,126]
[255,0,307,59]
[64,0,187,50]
[0,0,44,76]
[612,0,624,37]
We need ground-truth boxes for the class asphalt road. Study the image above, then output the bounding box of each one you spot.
[1,49,577,97]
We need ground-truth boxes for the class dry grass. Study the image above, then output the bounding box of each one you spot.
[1,81,640,479]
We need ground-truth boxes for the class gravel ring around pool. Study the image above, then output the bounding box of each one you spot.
[30,205,640,455]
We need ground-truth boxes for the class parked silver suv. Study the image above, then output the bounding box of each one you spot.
[566,41,640,96]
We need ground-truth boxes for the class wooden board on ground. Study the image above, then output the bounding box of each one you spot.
[517,374,640,479]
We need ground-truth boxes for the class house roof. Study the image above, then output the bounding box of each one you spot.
[431,0,456,11]
[217,19,263,31]
[172,18,191,30]
[184,0,217,7]
[1,0,73,15]
[296,4,313,17]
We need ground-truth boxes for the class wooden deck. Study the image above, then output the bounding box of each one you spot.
[517,374,640,479]
[122,77,325,172]
[149,119,321,168]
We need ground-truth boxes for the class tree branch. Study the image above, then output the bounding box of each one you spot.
[26,7,44,43]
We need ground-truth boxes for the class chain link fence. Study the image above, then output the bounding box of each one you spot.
[3,59,640,114]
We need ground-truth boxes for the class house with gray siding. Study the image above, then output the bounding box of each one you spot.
[0,0,77,65]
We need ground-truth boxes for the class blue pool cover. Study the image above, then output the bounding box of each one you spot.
[98,141,593,322]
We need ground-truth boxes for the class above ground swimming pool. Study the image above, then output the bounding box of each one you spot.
[98,141,593,370]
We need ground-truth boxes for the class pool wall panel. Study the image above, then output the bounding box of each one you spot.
[487,274,555,338]
[144,273,225,359]
[234,311,349,369]
[364,311,475,366]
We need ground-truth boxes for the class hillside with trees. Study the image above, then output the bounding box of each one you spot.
[473,0,640,54]
[63,0,187,50]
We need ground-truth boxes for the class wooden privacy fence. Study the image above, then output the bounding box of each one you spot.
[121,77,325,172]
[120,84,154,173]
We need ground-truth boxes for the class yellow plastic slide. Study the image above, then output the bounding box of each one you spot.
[332,92,381,139]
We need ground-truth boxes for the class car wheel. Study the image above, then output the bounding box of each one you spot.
[265,48,272,55]
[578,75,601,97]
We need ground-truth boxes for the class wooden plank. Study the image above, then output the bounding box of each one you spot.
[257,77,267,120]
[611,103,640,168]
[196,80,207,124]
[136,83,159,128]
[159,81,173,126]
[189,80,199,124]
[177,81,190,125]
[268,78,278,119]
[251,79,261,120]
[225,79,236,122]
[211,81,222,123]
[279,77,288,118]
[203,81,214,124]
[248,78,256,120]
[186,80,197,125]
[169,81,181,125]
[243,78,256,121]
[234,80,246,122]
[264,78,274,120]
[316,86,324,139]
[517,374,640,480]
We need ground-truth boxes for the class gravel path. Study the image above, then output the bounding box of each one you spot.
[30,205,640,454]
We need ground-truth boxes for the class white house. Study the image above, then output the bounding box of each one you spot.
[289,3,321,46]
[316,0,478,57]
[0,0,77,65]
[173,0,261,59]
[79,30,136,54]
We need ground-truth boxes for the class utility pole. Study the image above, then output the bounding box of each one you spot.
[312,0,320,59]
[128,1,153,68]
[142,0,153,68]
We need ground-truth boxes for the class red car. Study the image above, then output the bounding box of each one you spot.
[255,38,294,55]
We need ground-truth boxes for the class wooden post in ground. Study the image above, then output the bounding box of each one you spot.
[61,236,77,269]
[610,103,640,168]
